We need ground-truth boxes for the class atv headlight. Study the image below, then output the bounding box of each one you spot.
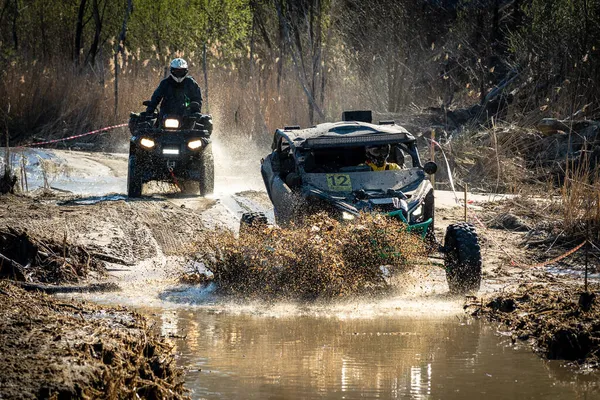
[164,118,180,129]
[342,211,355,221]
[188,139,203,150]
[140,138,155,148]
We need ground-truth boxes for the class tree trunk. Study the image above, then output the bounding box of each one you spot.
[87,0,102,66]
[11,0,18,51]
[114,0,133,119]
[275,0,325,122]
[74,0,87,64]
[39,2,48,60]
[0,0,10,28]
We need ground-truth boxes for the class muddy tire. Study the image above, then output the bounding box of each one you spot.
[199,144,214,196]
[240,212,268,233]
[180,180,199,195]
[423,189,436,245]
[127,155,142,198]
[444,222,482,294]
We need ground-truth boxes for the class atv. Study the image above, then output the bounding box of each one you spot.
[243,110,482,294]
[127,100,214,197]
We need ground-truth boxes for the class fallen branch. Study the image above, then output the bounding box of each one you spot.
[0,251,27,281]
[9,281,120,294]
[90,252,134,266]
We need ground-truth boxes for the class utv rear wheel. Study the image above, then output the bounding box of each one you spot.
[199,144,214,196]
[444,222,482,294]
[127,155,142,198]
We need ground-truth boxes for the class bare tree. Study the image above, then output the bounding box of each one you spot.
[274,0,325,124]
[114,0,134,118]
[74,0,88,65]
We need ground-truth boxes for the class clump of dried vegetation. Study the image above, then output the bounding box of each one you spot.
[470,282,600,369]
[185,214,426,300]
[0,227,106,284]
[0,282,188,399]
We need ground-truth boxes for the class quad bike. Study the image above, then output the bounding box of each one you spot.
[127,100,214,197]
[242,110,482,294]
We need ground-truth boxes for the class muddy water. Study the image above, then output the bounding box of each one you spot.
[143,301,599,400]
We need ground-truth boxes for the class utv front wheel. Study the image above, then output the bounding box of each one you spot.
[444,222,482,294]
[199,144,214,196]
[239,212,268,234]
[127,155,143,198]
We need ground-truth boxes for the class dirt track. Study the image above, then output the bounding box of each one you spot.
[0,146,566,293]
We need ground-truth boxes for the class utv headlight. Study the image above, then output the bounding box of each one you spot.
[411,205,423,218]
[188,139,203,150]
[164,118,180,129]
[342,211,355,221]
[140,138,155,148]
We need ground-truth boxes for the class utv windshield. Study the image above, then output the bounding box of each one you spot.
[301,143,421,173]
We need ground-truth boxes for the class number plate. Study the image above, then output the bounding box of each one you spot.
[326,174,352,192]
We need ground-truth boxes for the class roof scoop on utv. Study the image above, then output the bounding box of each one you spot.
[126,100,214,197]
[244,110,482,295]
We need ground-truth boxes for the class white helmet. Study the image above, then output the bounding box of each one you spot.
[169,58,188,83]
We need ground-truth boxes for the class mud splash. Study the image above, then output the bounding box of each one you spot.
[183,213,426,300]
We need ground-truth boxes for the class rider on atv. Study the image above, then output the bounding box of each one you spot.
[145,58,203,117]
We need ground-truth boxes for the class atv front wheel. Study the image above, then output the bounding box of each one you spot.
[444,222,482,294]
[199,144,214,196]
[180,180,199,195]
[127,155,143,198]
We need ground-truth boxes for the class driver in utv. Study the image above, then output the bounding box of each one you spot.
[364,145,401,171]
[145,58,203,117]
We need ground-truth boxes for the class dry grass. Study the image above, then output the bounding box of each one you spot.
[436,123,544,193]
[186,213,426,300]
[560,151,600,242]
[0,51,377,148]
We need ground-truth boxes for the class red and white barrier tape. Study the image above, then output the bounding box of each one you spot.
[24,123,128,147]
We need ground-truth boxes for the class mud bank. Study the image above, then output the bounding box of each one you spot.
[471,282,600,369]
[0,282,188,399]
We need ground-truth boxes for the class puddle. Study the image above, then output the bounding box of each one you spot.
[144,307,599,400]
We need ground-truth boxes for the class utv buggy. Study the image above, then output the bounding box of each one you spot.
[243,110,482,294]
[127,101,214,197]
